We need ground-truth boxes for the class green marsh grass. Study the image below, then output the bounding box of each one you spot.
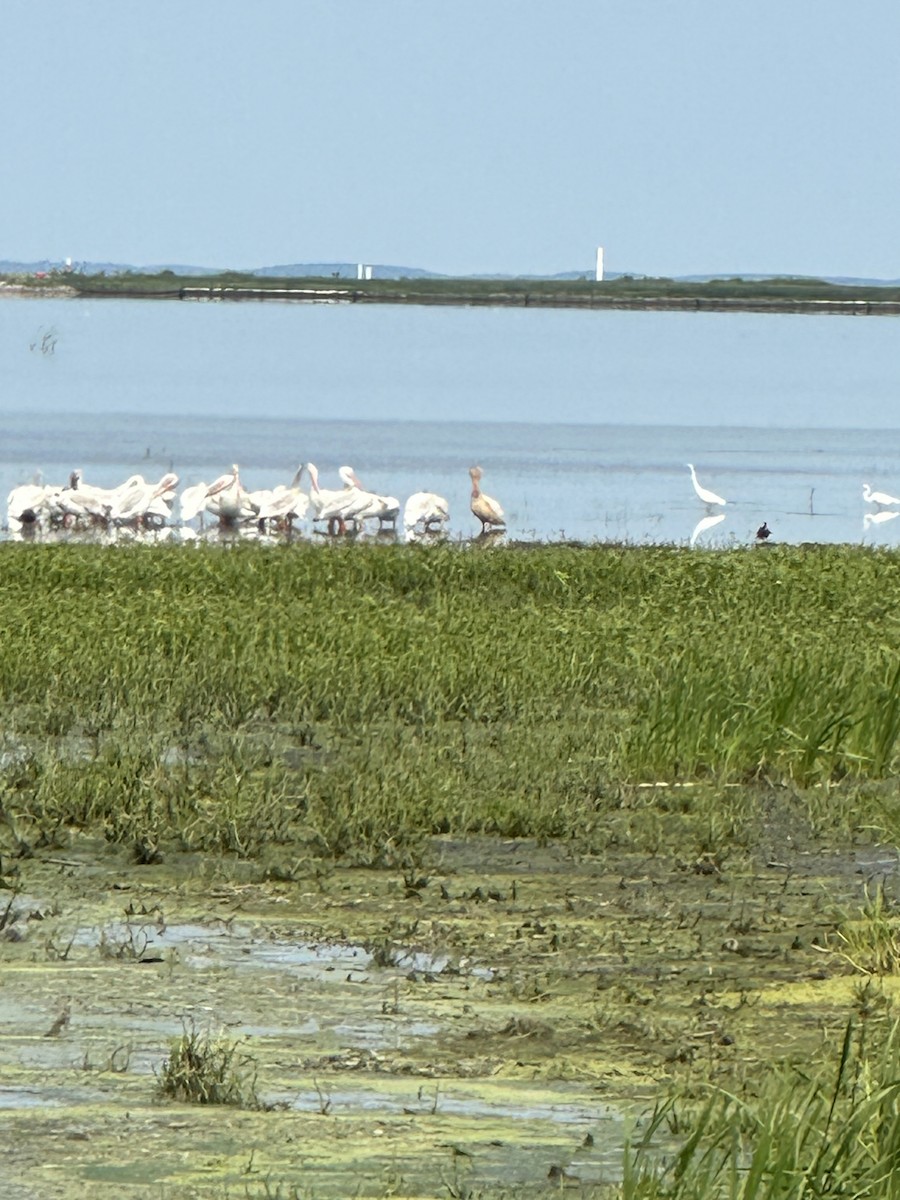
[831,884,900,975]
[623,1018,900,1199]
[156,1023,262,1108]
[2,542,900,862]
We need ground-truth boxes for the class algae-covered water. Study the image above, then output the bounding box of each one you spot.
[1,823,894,1198]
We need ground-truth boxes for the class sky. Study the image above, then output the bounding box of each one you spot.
[3,1,900,279]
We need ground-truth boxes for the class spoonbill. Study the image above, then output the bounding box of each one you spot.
[469,466,505,533]
[863,483,900,507]
[687,463,726,508]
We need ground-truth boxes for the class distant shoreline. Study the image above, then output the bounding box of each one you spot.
[4,276,900,316]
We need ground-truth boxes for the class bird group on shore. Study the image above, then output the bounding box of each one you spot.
[10,459,899,545]
[6,462,507,541]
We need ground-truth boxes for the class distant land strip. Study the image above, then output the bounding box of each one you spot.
[5,274,900,315]
[173,286,900,316]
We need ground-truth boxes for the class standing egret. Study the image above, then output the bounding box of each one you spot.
[687,463,727,508]
[863,483,900,507]
[469,466,505,533]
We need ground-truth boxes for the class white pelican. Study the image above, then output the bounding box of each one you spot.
[403,491,449,533]
[863,483,900,507]
[204,464,258,526]
[180,481,212,524]
[469,466,505,533]
[51,473,115,527]
[339,469,400,529]
[307,463,359,534]
[255,467,309,530]
[687,463,726,508]
[112,472,179,527]
[7,483,54,530]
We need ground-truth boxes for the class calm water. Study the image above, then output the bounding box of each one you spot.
[2,294,900,545]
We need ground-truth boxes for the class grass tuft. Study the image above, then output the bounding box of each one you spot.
[156,1023,262,1108]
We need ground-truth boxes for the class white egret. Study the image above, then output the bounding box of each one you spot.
[863,483,900,507]
[687,463,727,507]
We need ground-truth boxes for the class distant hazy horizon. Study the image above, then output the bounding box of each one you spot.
[3,2,900,280]
[3,258,899,288]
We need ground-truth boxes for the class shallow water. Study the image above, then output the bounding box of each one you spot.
[3,296,900,545]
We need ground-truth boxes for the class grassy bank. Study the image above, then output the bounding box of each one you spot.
[2,541,900,866]
[4,541,900,1197]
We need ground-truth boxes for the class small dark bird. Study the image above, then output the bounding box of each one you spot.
[756,522,772,540]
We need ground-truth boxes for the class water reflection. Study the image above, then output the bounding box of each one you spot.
[689,513,726,547]
[863,510,900,528]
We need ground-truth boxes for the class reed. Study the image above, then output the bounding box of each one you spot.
[2,542,900,862]
[623,1018,900,1199]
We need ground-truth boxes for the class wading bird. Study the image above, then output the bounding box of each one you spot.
[307,463,360,534]
[687,463,727,508]
[403,491,450,534]
[204,464,257,526]
[863,483,900,507]
[469,466,505,533]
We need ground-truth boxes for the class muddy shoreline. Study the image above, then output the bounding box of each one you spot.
[1,815,892,1197]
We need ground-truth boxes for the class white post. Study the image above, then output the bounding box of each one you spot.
[364,265,373,280]
[595,246,604,282]
[357,263,364,280]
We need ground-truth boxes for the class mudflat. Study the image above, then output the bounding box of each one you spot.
[0,808,888,1199]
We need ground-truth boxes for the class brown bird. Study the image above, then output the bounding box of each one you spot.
[756,522,772,540]
[469,466,505,533]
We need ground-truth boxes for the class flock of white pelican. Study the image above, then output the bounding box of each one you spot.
[8,459,896,544]
[5,463,507,541]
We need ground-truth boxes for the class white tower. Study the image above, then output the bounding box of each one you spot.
[595,246,604,282]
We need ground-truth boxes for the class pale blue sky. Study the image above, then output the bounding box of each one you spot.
[3,1,899,278]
